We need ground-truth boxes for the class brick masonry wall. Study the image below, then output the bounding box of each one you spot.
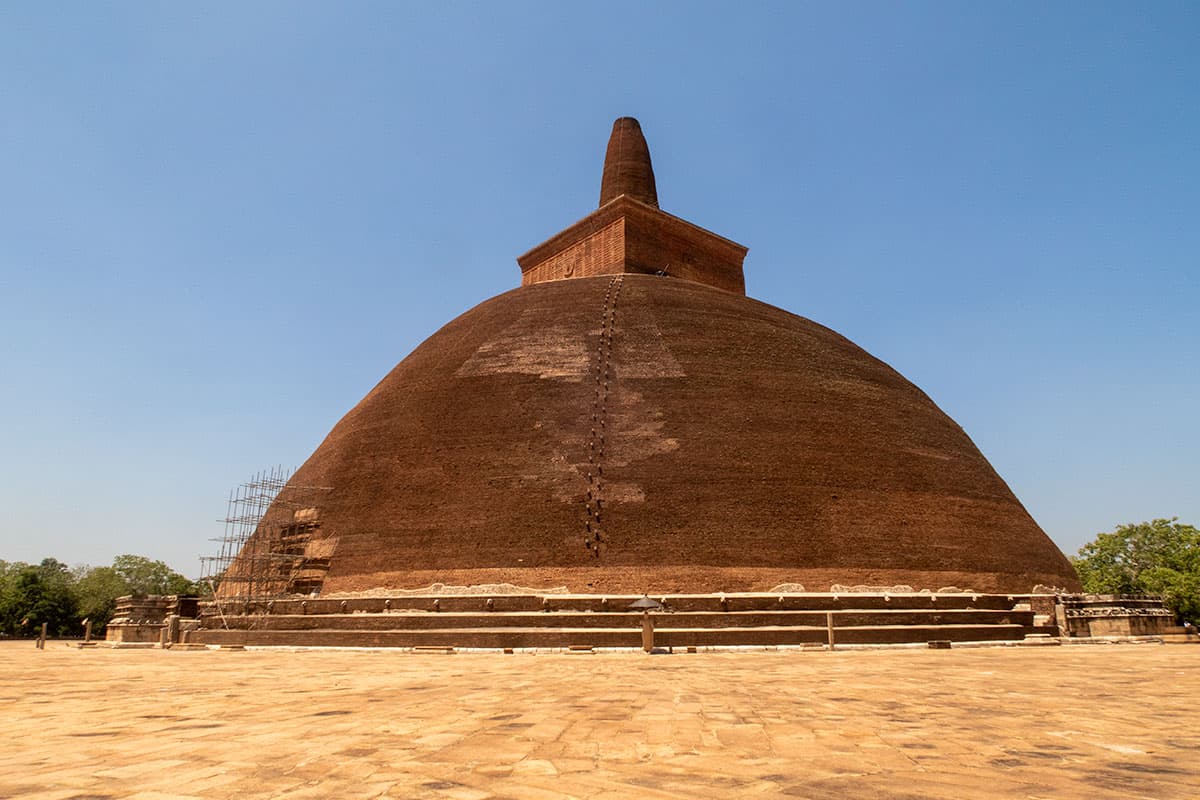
[247,275,1081,596]
[624,213,746,295]
[521,219,624,286]
[518,198,748,294]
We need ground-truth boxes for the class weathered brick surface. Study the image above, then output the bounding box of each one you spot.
[599,116,658,207]
[520,217,625,285]
[518,196,747,293]
[226,275,1080,596]
[623,202,746,294]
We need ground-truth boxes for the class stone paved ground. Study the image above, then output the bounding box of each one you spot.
[1,641,1196,799]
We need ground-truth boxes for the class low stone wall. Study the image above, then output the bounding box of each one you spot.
[109,591,1184,649]
[1057,594,1175,638]
[189,591,1053,649]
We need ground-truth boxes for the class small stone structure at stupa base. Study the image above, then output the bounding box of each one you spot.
[1057,594,1177,638]
[104,594,199,645]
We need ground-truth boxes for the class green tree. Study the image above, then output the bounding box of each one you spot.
[0,559,80,637]
[73,565,129,631]
[111,554,196,596]
[0,561,31,635]
[73,556,198,632]
[1072,518,1200,624]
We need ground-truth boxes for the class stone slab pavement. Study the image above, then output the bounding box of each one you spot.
[0,641,1195,799]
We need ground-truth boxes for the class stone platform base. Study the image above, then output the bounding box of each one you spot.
[189,591,1060,650]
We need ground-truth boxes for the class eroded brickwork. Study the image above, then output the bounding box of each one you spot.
[520,219,624,286]
[624,210,746,295]
[600,117,658,207]
[518,196,748,294]
[249,275,1082,596]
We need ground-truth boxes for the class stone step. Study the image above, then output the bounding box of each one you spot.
[1027,625,1061,637]
[198,608,1034,632]
[191,623,1031,649]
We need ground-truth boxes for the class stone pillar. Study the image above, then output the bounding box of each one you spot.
[1054,601,1069,637]
[641,612,654,653]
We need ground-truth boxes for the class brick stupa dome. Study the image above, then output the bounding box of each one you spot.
[227,118,1080,596]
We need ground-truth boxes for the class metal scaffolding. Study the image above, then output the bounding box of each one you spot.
[201,467,332,606]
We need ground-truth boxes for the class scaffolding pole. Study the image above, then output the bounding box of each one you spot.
[201,467,332,620]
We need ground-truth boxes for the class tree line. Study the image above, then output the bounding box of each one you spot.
[0,555,203,638]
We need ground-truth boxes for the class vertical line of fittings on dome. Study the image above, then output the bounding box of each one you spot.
[584,275,624,557]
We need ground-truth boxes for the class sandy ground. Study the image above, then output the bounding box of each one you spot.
[1,640,1196,799]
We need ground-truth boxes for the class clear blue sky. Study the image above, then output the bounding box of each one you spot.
[2,3,1196,577]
